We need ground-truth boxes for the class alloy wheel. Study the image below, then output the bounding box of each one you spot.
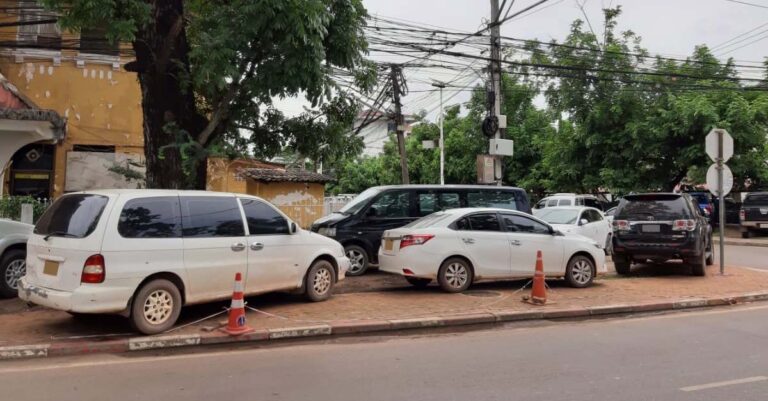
[313,267,332,295]
[571,259,593,285]
[346,249,365,274]
[4,259,25,290]
[143,289,174,325]
[445,262,469,289]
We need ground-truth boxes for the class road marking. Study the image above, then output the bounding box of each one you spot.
[680,376,767,392]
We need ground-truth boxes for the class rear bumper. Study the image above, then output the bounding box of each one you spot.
[378,251,438,279]
[612,237,702,260]
[18,277,134,314]
[740,221,768,229]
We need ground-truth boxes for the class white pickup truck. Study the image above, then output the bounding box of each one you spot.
[0,218,32,298]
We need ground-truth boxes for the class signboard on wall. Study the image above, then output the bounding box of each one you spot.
[65,151,146,192]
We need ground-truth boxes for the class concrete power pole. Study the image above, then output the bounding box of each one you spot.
[390,65,410,184]
[489,0,504,186]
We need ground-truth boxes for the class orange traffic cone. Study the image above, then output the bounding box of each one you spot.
[523,250,547,305]
[221,272,254,336]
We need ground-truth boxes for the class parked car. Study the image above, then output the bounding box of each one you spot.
[686,191,714,218]
[533,193,605,212]
[0,218,32,298]
[18,190,349,334]
[311,185,532,276]
[604,207,617,223]
[739,192,768,238]
[611,193,713,276]
[378,208,606,292]
[536,207,612,254]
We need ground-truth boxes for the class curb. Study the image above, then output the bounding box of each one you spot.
[3,291,768,361]
[713,238,768,248]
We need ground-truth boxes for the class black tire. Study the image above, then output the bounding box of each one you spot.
[691,248,707,277]
[130,279,182,335]
[437,257,473,293]
[565,255,596,288]
[613,257,631,276]
[741,230,752,239]
[405,277,431,288]
[0,249,26,299]
[705,240,714,266]
[305,260,336,302]
[344,245,369,276]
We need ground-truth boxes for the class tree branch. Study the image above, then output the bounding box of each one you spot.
[197,60,258,146]
[155,12,185,73]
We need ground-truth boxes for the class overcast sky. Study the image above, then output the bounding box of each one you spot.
[276,0,768,120]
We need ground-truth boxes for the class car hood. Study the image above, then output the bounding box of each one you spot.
[0,218,33,237]
[312,212,349,227]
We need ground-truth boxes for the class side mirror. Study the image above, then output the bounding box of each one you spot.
[365,207,378,218]
[289,222,297,234]
[579,218,589,226]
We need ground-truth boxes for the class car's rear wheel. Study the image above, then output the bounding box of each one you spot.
[0,249,26,298]
[130,279,182,335]
[405,277,431,288]
[565,255,595,288]
[305,260,336,302]
[690,247,707,277]
[437,258,473,293]
[741,230,752,239]
[613,257,631,276]
[344,245,369,276]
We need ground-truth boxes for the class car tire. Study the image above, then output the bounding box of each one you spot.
[344,245,369,276]
[0,249,26,299]
[705,242,714,266]
[691,249,707,277]
[565,255,596,288]
[130,279,182,335]
[614,257,631,276]
[437,257,473,293]
[405,277,431,288]
[305,260,336,302]
[741,230,752,239]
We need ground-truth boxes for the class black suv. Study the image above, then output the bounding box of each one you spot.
[740,192,768,238]
[611,193,713,276]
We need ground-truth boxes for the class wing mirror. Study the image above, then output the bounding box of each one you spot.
[289,222,298,234]
[579,218,589,226]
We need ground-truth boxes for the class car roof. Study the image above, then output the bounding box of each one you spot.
[537,206,596,211]
[371,184,526,191]
[436,207,528,215]
[57,189,262,199]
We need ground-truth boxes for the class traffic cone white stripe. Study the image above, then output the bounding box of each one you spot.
[233,280,244,293]
[230,299,245,308]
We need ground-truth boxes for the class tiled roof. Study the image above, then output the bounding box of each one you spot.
[241,168,334,184]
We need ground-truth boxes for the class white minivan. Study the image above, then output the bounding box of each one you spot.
[18,190,349,334]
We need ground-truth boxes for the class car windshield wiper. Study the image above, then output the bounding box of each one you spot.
[43,231,79,241]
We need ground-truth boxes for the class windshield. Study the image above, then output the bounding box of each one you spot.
[616,195,691,220]
[34,194,109,238]
[338,187,382,215]
[404,212,454,229]
[744,193,768,206]
[536,209,579,225]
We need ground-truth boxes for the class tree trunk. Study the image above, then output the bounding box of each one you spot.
[128,0,208,189]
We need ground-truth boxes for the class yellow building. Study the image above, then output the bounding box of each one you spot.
[0,1,144,199]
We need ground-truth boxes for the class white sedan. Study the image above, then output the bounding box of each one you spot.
[535,207,613,254]
[379,208,606,293]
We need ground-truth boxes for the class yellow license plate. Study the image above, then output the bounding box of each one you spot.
[43,260,59,276]
[384,239,393,251]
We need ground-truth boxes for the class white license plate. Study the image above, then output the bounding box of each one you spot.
[642,224,660,233]
[384,239,394,251]
[760,223,768,228]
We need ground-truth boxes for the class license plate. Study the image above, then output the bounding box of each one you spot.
[642,224,660,233]
[761,208,768,215]
[760,223,768,228]
[43,260,59,276]
[384,239,394,251]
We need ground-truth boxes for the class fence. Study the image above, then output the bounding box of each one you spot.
[323,194,355,216]
[0,196,51,223]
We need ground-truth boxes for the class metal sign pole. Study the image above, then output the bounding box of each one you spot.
[718,130,725,275]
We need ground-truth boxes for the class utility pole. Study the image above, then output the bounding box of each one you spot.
[489,0,504,186]
[390,65,410,184]
[431,81,446,185]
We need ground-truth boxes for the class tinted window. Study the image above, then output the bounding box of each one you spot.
[181,196,245,237]
[240,198,289,235]
[454,217,471,230]
[546,199,558,207]
[339,187,381,214]
[558,199,572,206]
[439,192,461,209]
[589,210,603,222]
[34,194,108,238]
[502,214,551,234]
[616,195,692,220]
[467,213,502,231]
[535,200,547,209]
[368,191,410,218]
[744,193,768,206]
[118,197,181,238]
[467,190,518,210]
[418,193,437,217]
[583,198,601,209]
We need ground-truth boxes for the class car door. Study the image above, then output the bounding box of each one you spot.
[579,209,601,244]
[180,195,248,303]
[355,190,414,254]
[589,209,611,247]
[239,198,300,293]
[500,213,565,276]
[455,213,511,278]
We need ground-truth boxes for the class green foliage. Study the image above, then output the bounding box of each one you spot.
[0,196,49,222]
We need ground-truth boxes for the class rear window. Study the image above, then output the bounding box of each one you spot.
[34,194,109,238]
[404,212,454,229]
[744,193,768,206]
[616,195,692,220]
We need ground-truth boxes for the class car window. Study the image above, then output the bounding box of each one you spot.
[744,194,768,206]
[454,217,471,231]
[405,212,456,229]
[34,194,108,238]
[180,196,245,237]
[118,197,181,238]
[558,199,572,206]
[339,187,381,214]
[584,198,601,209]
[616,195,692,220]
[575,198,584,206]
[368,191,410,218]
[417,193,437,217]
[501,214,551,234]
[546,199,558,207]
[467,213,502,231]
[590,210,603,222]
[536,208,579,225]
[240,198,289,235]
[438,192,461,210]
[466,190,518,210]
[535,200,547,209]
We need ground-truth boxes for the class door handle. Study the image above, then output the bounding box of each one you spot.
[231,243,246,252]
[250,242,264,251]
[510,240,521,246]
[462,238,475,245]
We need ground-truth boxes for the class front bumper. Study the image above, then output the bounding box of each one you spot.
[18,277,134,314]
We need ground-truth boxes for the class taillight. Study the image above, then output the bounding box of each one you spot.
[81,254,105,283]
[672,219,696,231]
[399,234,435,249]
[739,209,745,221]
[613,220,630,231]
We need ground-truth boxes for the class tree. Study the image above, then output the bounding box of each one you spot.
[45,0,373,189]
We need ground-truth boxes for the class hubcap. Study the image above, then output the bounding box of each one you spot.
[4,259,25,290]
[143,290,173,325]
[571,259,593,284]
[313,267,332,295]
[346,249,365,274]
[444,263,469,288]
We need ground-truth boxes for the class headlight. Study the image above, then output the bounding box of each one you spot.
[318,227,336,237]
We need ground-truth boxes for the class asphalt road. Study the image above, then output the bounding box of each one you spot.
[3,304,768,401]
[720,244,768,270]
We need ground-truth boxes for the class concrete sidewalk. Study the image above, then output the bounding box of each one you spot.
[714,236,768,247]
[2,263,768,360]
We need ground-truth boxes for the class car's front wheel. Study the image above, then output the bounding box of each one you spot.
[437,258,473,293]
[344,245,369,276]
[305,260,336,302]
[565,255,595,288]
[0,249,26,298]
[130,279,182,335]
